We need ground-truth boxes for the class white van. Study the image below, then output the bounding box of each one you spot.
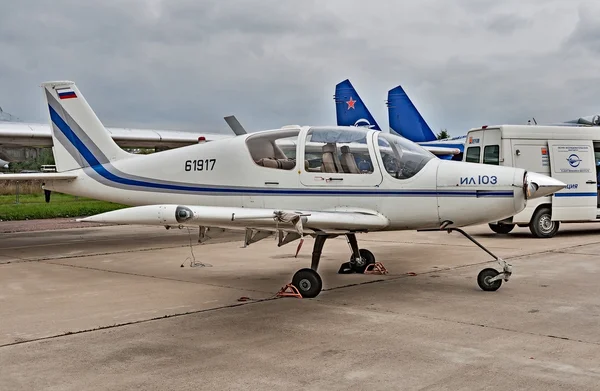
[463,125,600,238]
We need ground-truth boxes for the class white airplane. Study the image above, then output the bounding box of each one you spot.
[0,81,566,298]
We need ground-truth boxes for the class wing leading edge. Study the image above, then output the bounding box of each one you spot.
[78,204,390,235]
[0,172,78,181]
[0,122,231,149]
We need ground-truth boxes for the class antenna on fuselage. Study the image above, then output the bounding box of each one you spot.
[224,115,247,136]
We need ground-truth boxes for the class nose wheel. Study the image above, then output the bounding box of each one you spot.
[477,268,503,291]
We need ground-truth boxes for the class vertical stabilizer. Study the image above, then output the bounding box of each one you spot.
[42,81,131,172]
[334,79,381,130]
[387,85,436,142]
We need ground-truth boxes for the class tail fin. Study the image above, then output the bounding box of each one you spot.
[334,79,381,130]
[387,85,436,142]
[43,81,130,172]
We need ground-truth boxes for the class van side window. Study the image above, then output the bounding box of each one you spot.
[465,146,481,163]
[483,145,500,165]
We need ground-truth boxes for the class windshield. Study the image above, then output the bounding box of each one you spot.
[377,132,435,179]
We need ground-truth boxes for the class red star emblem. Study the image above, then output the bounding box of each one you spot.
[346,97,356,110]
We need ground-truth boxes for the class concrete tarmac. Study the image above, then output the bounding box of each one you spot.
[1,222,600,390]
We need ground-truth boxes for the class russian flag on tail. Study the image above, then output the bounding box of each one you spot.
[57,87,77,100]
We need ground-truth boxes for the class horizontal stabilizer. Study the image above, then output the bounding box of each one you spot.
[0,172,78,181]
[224,116,247,135]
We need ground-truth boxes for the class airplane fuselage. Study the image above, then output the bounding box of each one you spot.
[44,126,528,230]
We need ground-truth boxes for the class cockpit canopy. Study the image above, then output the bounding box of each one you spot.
[244,126,435,179]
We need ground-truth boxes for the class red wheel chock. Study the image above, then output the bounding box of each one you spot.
[276,283,303,299]
[364,262,388,275]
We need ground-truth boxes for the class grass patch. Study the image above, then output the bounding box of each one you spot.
[0,193,126,221]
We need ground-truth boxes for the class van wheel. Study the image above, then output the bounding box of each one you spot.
[488,223,515,234]
[529,207,560,238]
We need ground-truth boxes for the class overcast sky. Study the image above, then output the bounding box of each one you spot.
[0,0,599,136]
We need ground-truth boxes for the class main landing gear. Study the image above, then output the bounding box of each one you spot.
[290,233,375,298]
[419,223,512,292]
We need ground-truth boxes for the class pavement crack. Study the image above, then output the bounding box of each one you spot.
[44,260,272,294]
[318,300,600,347]
[0,243,205,265]
[402,312,600,346]
[0,296,280,349]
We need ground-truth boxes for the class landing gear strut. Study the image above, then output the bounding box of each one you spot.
[290,233,376,298]
[291,235,327,298]
[419,223,512,292]
[338,234,376,274]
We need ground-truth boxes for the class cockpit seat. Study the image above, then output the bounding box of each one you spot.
[340,146,360,174]
[256,158,295,170]
[321,143,338,173]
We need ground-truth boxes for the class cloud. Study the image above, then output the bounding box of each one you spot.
[0,0,598,137]
[563,3,600,55]
[486,13,531,34]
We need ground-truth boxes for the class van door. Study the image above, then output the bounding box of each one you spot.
[464,130,484,163]
[547,140,597,221]
[481,128,501,165]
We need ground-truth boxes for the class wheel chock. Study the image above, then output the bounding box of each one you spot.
[364,262,388,275]
[276,283,303,299]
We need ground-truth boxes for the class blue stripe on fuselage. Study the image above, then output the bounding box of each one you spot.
[49,105,513,197]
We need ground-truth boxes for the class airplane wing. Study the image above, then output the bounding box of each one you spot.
[0,122,231,149]
[78,204,390,237]
[0,172,78,180]
[421,145,461,157]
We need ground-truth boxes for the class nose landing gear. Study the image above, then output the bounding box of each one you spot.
[419,222,512,292]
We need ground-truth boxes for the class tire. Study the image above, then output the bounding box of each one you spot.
[529,207,560,238]
[477,268,502,291]
[488,223,515,234]
[349,249,376,273]
[292,268,323,298]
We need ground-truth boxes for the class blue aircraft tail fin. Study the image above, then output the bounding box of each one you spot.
[334,79,381,130]
[387,85,437,142]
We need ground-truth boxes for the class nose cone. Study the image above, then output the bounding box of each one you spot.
[525,171,566,199]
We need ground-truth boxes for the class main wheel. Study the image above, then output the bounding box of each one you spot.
[488,223,515,234]
[292,268,323,298]
[529,207,560,238]
[349,249,376,273]
[477,268,502,291]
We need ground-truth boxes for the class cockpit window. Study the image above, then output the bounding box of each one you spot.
[304,127,374,174]
[246,129,300,170]
[377,132,435,179]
